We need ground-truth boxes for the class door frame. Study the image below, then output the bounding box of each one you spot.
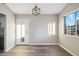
[0,13,6,52]
[15,19,29,45]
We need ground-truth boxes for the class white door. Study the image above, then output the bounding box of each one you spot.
[16,20,29,45]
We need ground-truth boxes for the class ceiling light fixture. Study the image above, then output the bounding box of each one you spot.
[32,5,40,16]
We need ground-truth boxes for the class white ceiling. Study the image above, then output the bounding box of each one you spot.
[6,3,67,14]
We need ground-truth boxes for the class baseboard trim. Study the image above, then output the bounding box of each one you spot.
[59,44,76,56]
[4,44,15,52]
[28,43,58,45]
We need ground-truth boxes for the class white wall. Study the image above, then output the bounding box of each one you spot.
[59,3,79,56]
[0,4,16,52]
[16,14,59,45]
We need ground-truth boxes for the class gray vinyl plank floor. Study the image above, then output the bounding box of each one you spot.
[0,45,72,56]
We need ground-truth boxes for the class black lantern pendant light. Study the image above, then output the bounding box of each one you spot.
[32,5,40,16]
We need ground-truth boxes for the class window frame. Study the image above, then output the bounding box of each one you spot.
[64,10,79,37]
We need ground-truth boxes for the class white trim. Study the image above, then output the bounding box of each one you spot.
[58,43,76,56]
[4,44,15,52]
[64,34,79,39]
[16,43,28,45]
[28,43,58,45]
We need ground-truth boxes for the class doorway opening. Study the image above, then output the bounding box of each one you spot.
[16,19,29,45]
[0,13,6,52]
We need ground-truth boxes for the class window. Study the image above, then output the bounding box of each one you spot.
[16,25,21,39]
[64,11,79,36]
[48,23,55,36]
[16,24,25,39]
[64,14,76,35]
[76,11,79,36]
